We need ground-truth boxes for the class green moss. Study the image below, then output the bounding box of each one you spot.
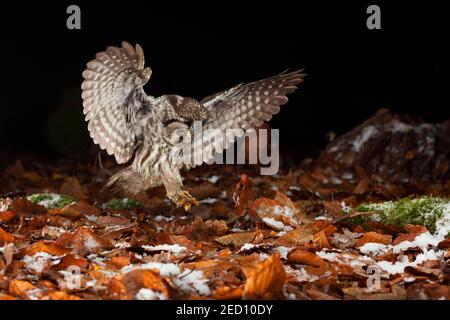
[355,196,449,233]
[27,193,75,209]
[103,198,142,210]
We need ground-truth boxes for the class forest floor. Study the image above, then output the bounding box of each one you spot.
[1,109,449,300]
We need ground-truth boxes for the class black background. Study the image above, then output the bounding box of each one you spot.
[0,1,448,160]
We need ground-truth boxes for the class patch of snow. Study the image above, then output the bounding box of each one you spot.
[376,249,443,275]
[31,193,74,209]
[83,235,100,251]
[26,288,43,300]
[273,205,294,218]
[359,243,388,255]
[115,241,131,249]
[88,255,106,267]
[84,214,98,222]
[174,269,211,296]
[262,217,285,230]
[135,288,167,300]
[314,216,332,221]
[142,244,187,254]
[200,198,218,204]
[259,253,269,261]
[274,246,291,260]
[284,265,320,283]
[330,177,342,184]
[207,175,220,184]
[238,243,259,252]
[122,262,181,277]
[351,126,378,152]
[316,250,339,261]
[342,172,354,180]
[218,191,227,199]
[392,232,440,253]
[23,252,62,273]
[276,230,288,237]
[153,215,176,222]
[389,120,413,133]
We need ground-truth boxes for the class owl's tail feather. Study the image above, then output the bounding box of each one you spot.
[104,167,147,196]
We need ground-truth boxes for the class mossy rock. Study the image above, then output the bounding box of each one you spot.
[27,193,76,209]
[355,196,449,233]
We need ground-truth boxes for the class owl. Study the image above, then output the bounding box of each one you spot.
[81,42,305,210]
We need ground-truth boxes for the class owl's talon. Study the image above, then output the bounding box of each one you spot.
[168,191,199,211]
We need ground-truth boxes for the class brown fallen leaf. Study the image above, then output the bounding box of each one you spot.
[21,241,71,257]
[287,249,327,267]
[109,269,169,300]
[41,225,66,239]
[56,227,113,256]
[56,254,90,271]
[276,227,315,247]
[59,177,86,201]
[9,279,39,299]
[96,215,131,228]
[403,224,428,234]
[211,286,243,300]
[215,231,263,247]
[392,232,423,246]
[0,227,15,244]
[307,288,340,300]
[243,253,286,299]
[46,290,82,300]
[233,174,254,216]
[0,293,16,300]
[313,230,331,248]
[107,256,131,269]
[353,178,369,195]
[0,210,16,223]
[438,239,450,249]
[12,198,47,216]
[355,231,392,247]
[407,283,450,300]
[0,243,14,267]
[343,285,407,300]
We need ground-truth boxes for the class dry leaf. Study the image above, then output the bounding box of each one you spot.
[287,249,327,267]
[9,279,39,299]
[0,227,15,244]
[0,210,16,223]
[215,231,262,247]
[355,231,392,247]
[56,227,112,256]
[243,253,286,299]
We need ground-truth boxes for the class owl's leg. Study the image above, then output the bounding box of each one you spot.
[161,166,198,211]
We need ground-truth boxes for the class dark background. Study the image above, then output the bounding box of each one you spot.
[0,1,448,161]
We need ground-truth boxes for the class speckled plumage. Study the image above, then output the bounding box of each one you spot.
[81,42,305,209]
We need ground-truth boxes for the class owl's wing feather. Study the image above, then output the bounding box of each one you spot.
[184,70,305,168]
[81,42,151,164]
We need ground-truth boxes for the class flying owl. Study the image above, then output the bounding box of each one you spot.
[81,42,305,210]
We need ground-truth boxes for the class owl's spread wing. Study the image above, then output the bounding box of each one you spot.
[184,70,305,168]
[81,42,152,164]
